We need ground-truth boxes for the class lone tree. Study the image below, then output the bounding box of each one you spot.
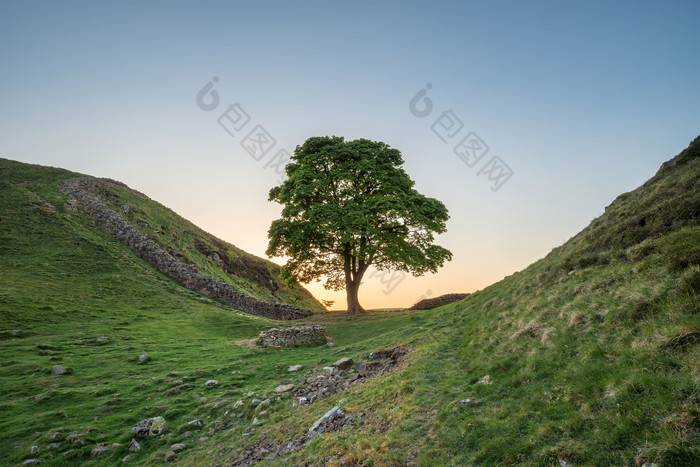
[266,136,452,314]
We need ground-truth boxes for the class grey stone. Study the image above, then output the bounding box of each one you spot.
[205,379,218,387]
[51,365,68,375]
[250,398,261,407]
[138,353,149,362]
[308,406,345,436]
[91,443,109,456]
[187,420,203,426]
[96,336,109,344]
[122,455,131,463]
[171,443,186,452]
[477,375,491,384]
[181,431,193,438]
[275,383,294,393]
[128,439,140,452]
[23,460,44,465]
[29,446,39,453]
[131,417,167,436]
[164,450,176,462]
[288,364,303,372]
[332,357,353,370]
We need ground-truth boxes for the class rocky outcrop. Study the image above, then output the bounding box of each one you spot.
[59,177,313,320]
[409,293,469,310]
[258,325,326,347]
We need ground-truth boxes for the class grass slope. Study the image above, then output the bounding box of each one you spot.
[1,135,698,466]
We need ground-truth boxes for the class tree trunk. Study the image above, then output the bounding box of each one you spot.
[343,249,367,315]
[345,279,365,315]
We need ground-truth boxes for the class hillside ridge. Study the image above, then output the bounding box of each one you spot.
[59,177,314,320]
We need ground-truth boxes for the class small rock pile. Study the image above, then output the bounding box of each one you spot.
[293,347,410,404]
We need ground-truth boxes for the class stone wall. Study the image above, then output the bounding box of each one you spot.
[409,293,469,310]
[258,325,326,348]
[59,177,313,320]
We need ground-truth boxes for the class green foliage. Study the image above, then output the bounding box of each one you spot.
[267,136,452,311]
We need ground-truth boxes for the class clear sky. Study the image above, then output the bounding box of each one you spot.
[1,0,698,310]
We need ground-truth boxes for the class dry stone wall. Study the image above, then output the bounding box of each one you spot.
[258,325,326,348]
[59,177,313,320]
[409,293,469,310]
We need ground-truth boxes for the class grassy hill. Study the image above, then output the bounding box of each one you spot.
[1,135,698,466]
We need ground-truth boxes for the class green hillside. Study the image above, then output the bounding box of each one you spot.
[1,135,698,466]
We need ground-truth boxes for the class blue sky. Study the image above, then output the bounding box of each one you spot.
[2,0,698,309]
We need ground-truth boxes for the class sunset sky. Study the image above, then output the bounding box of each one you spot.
[2,0,699,310]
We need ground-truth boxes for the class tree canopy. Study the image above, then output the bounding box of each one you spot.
[266,136,452,314]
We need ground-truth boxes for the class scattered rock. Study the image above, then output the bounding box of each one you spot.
[91,443,109,456]
[29,446,39,454]
[181,431,193,438]
[477,375,491,385]
[47,443,59,450]
[274,383,294,393]
[205,379,218,387]
[288,364,303,372]
[459,398,478,406]
[332,357,353,370]
[66,431,86,445]
[122,455,131,463]
[187,419,203,426]
[138,353,149,363]
[150,417,167,434]
[51,365,68,375]
[62,450,73,457]
[171,443,186,452]
[308,406,345,436]
[128,439,140,452]
[252,417,264,426]
[250,398,261,407]
[22,460,44,465]
[293,346,410,406]
[131,417,167,436]
[96,336,109,344]
[164,450,176,462]
[233,400,244,409]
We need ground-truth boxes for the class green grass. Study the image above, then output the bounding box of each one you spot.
[1,136,699,466]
